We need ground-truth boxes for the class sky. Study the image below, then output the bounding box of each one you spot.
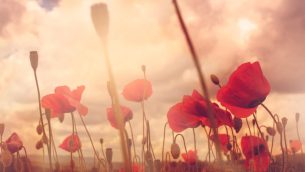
[1,0,305,162]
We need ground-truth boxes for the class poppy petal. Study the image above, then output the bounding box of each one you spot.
[122,79,152,102]
[59,134,81,153]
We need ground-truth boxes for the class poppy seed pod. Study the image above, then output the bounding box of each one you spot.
[106,148,113,164]
[266,127,276,136]
[170,143,180,159]
[91,3,109,42]
[36,124,43,135]
[281,117,288,127]
[210,74,220,86]
[35,140,43,150]
[29,51,38,71]
[233,117,243,133]
[276,122,283,133]
[296,113,300,122]
[0,123,5,136]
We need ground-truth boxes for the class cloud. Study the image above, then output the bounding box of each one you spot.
[247,0,305,93]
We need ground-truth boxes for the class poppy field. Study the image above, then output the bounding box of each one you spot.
[1,1,305,172]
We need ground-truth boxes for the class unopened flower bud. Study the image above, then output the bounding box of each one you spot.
[58,115,64,123]
[233,117,243,133]
[30,51,38,71]
[36,124,43,135]
[36,140,43,150]
[276,122,283,133]
[266,127,276,136]
[0,123,5,136]
[296,113,300,122]
[170,143,180,159]
[210,74,220,86]
[281,117,288,127]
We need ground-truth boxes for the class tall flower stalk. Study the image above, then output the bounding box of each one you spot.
[29,51,53,171]
[91,3,131,171]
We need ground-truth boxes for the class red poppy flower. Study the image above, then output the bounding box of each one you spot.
[59,134,81,153]
[167,90,233,132]
[5,133,23,153]
[42,86,88,119]
[217,62,270,118]
[210,134,230,154]
[181,150,197,164]
[290,140,302,153]
[241,136,270,172]
[122,79,152,102]
[106,105,133,129]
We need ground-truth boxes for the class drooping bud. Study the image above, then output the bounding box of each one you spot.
[170,143,180,159]
[35,140,43,150]
[281,117,288,127]
[0,123,5,136]
[276,122,283,133]
[106,148,113,164]
[29,51,38,71]
[266,127,276,136]
[296,113,300,122]
[210,74,220,86]
[233,117,243,133]
[36,124,43,135]
[91,3,109,42]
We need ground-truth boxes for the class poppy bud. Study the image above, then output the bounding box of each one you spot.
[106,148,113,164]
[99,138,103,145]
[91,3,109,42]
[36,140,43,150]
[170,143,180,159]
[276,122,283,133]
[226,143,233,151]
[45,109,51,120]
[296,113,300,122]
[281,117,288,127]
[36,124,43,135]
[266,127,276,136]
[233,117,243,133]
[210,74,220,86]
[29,51,38,71]
[0,123,5,136]
[42,134,48,144]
